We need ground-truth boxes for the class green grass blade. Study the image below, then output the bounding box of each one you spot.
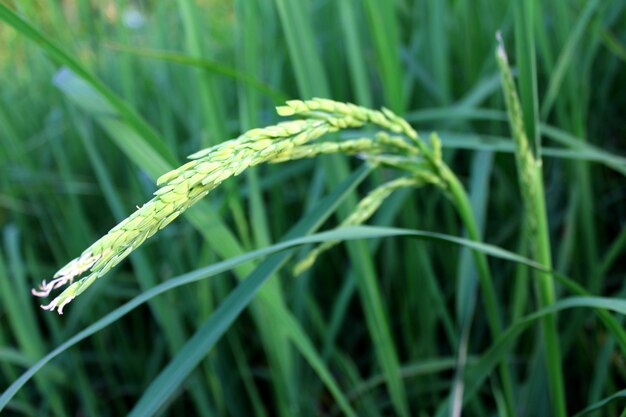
[426,0,450,105]
[512,0,541,156]
[176,0,227,148]
[0,229,67,417]
[573,389,626,417]
[107,44,288,103]
[126,252,296,417]
[600,27,626,62]
[461,296,626,407]
[273,0,329,97]
[1,192,387,413]
[4,221,617,412]
[344,239,410,417]
[272,4,409,414]
[337,0,373,107]
[127,166,370,416]
[539,124,626,175]
[451,150,516,416]
[539,0,601,120]
[361,0,403,110]
[265,302,358,417]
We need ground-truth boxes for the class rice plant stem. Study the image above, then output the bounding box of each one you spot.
[441,166,516,414]
[530,169,567,417]
[497,35,567,417]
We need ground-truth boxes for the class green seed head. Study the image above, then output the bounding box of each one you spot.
[33,99,433,314]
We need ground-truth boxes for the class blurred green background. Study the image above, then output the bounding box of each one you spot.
[1,0,626,416]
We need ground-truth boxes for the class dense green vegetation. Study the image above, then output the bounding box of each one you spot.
[1,1,626,416]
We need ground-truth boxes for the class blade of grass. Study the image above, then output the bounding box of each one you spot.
[273,0,329,97]
[176,0,226,148]
[426,0,451,105]
[431,130,626,172]
[106,44,288,103]
[264,300,358,417]
[127,166,371,417]
[347,357,464,402]
[512,0,540,157]
[227,334,269,417]
[232,3,274,413]
[5,221,623,412]
[539,123,626,177]
[600,27,626,62]
[273,2,409,414]
[451,149,516,417]
[574,389,626,417]
[539,0,601,120]
[0,228,68,417]
[337,0,373,107]
[234,0,272,247]
[175,3,248,412]
[461,296,626,408]
[438,158,515,417]
[361,0,403,110]
[268,5,340,411]
[343,238,409,417]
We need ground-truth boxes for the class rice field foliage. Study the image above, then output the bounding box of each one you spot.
[1,0,626,416]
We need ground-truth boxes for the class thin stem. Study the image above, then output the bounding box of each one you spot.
[442,166,516,416]
[531,168,567,417]
[497,35,567,417]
